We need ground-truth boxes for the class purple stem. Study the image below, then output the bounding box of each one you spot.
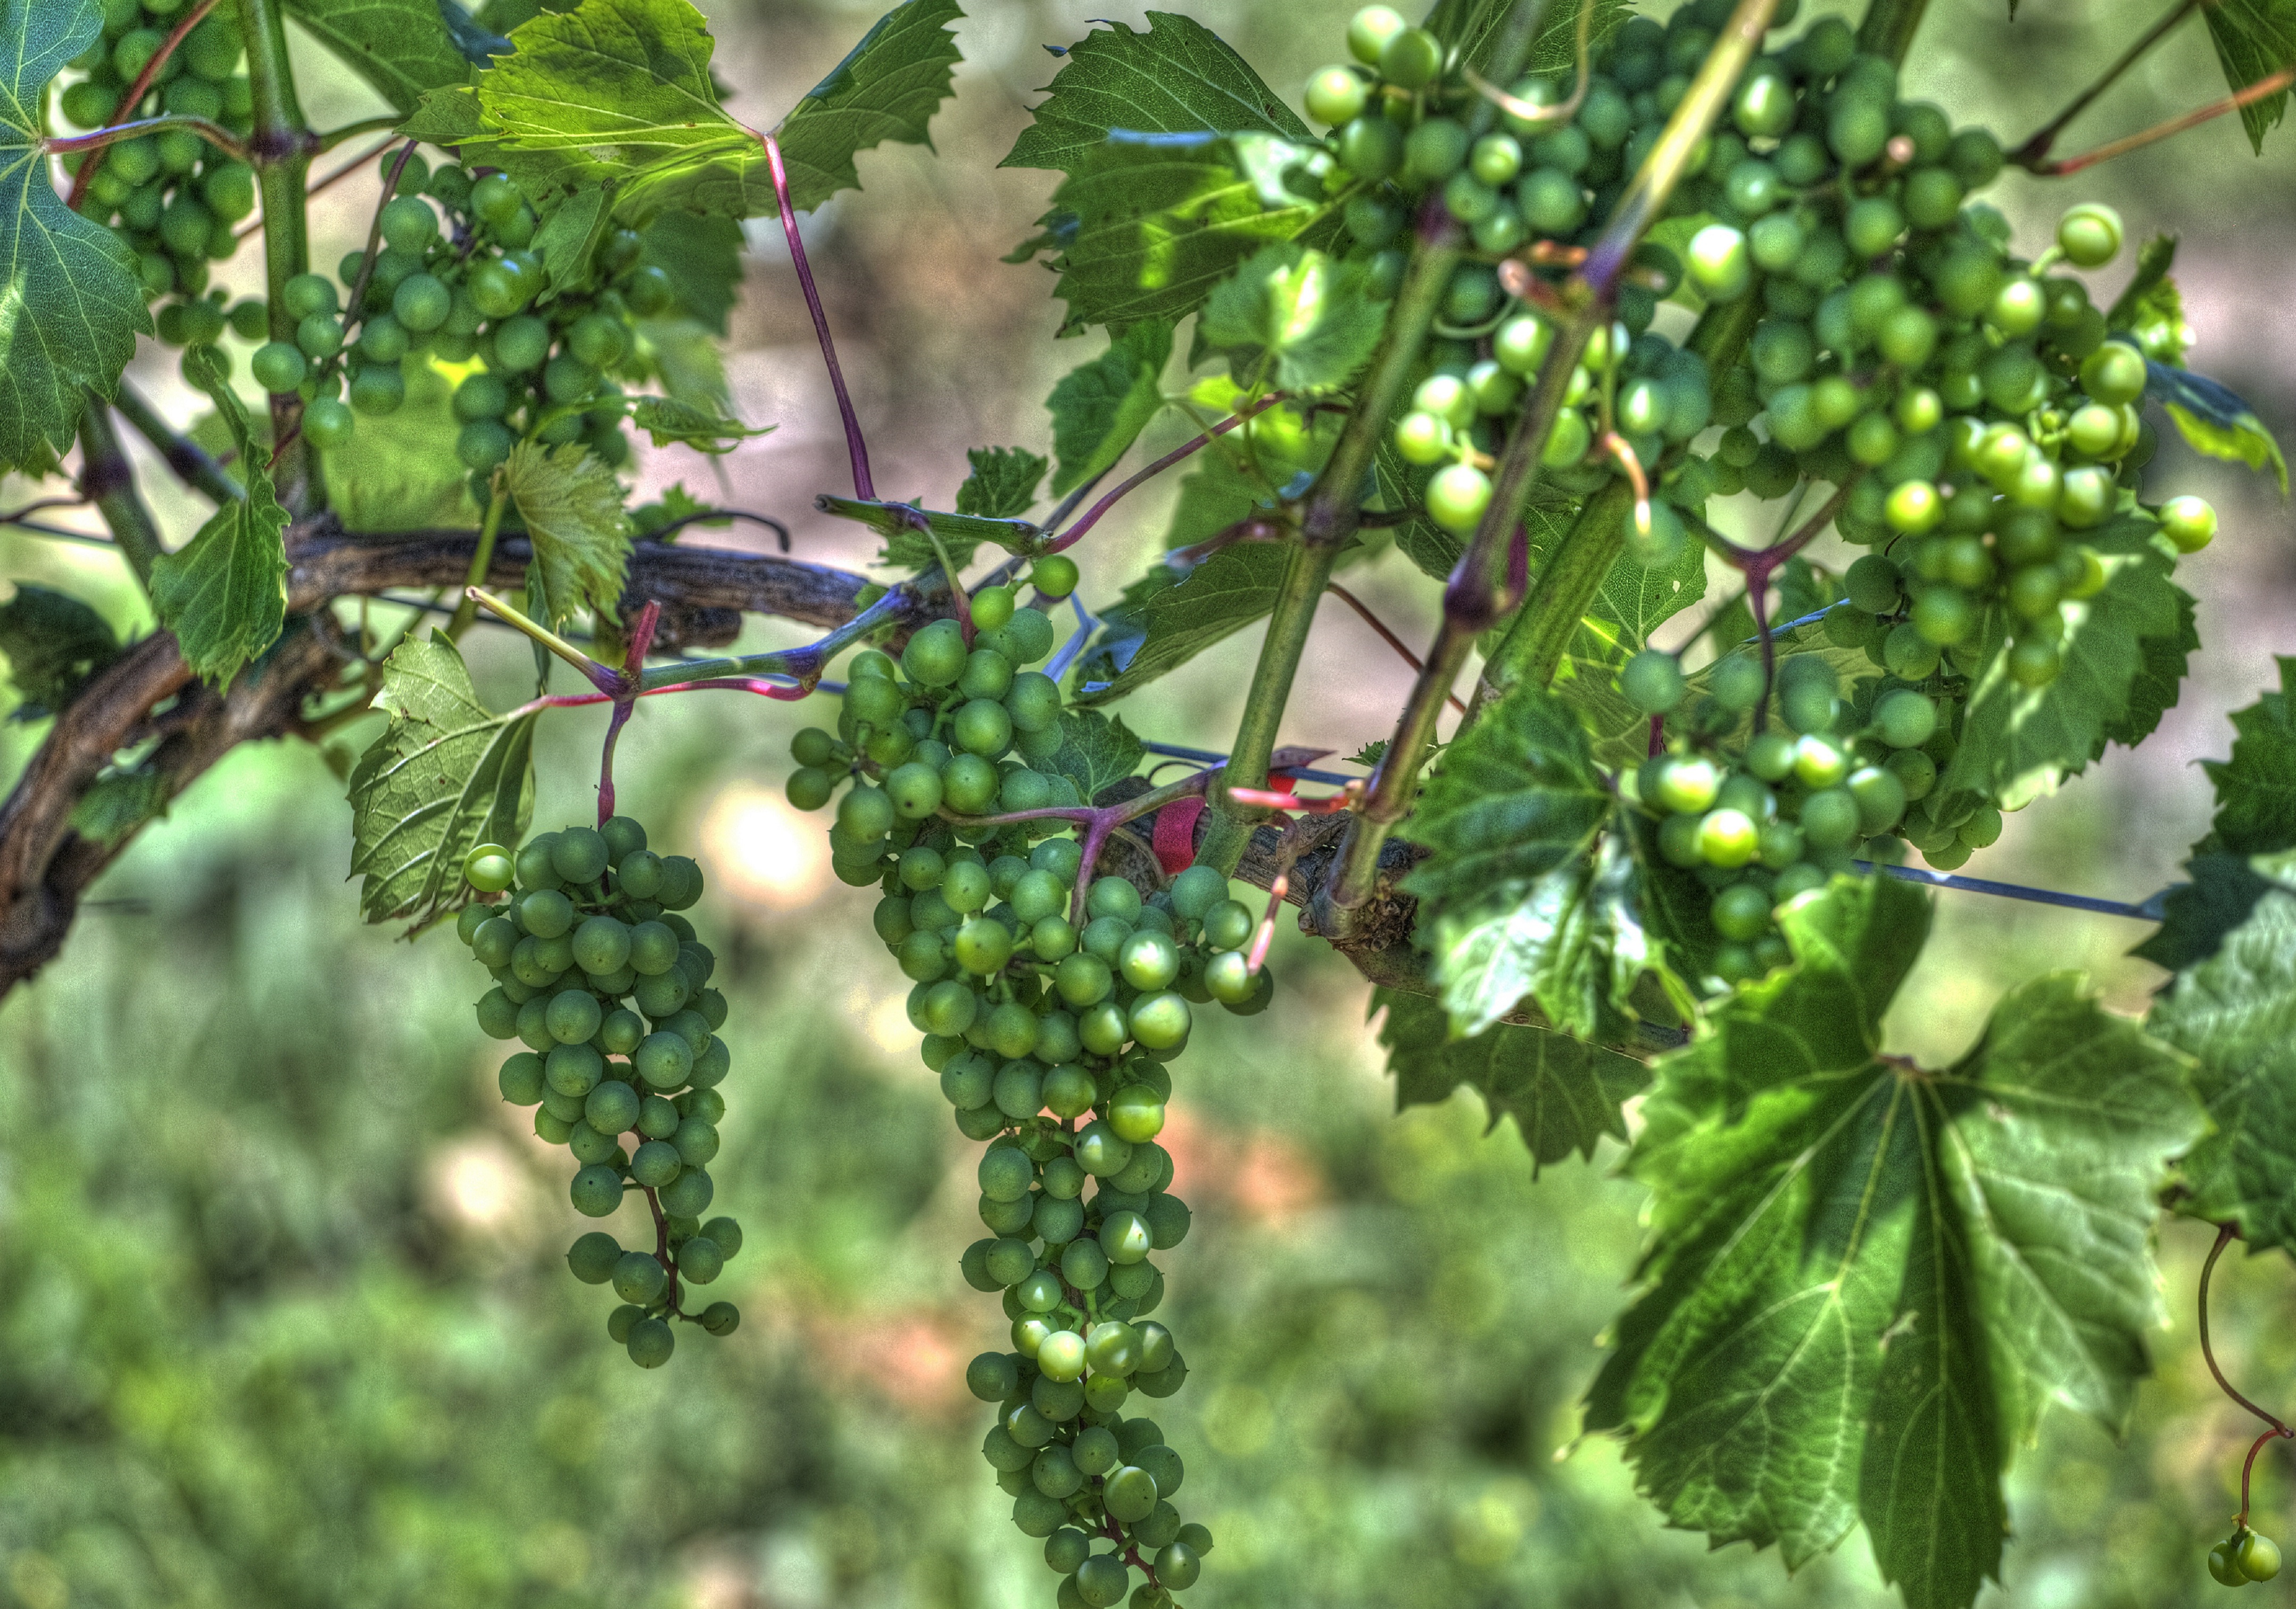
[1045,394,1288,555]
[759,131,873,501]
[598,601,662,824]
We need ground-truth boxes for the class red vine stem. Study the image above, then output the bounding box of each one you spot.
[1325,582,1469,714]
[757,130,874,500]
[1043,394,1288,555]
[596,601,662,825]
[943,771,1214,922]
[64,0,220,211]
[1691,478,1858,726]
[2200,1223,2294,1526]
[2024,64,2296,176]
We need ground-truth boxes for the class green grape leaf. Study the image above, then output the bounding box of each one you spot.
[1374,986,1650,1170]
[0,583,120,718]
[1027,132,1328,334]
[1930,513,2187,817]
[1044,707,1145,804]
[68,769,169,847]
[533,184,611,296]
[1163,398,1338,550]
[1398,679,1651,1039]
[816,493,1036,573]
[2134,658,2296,971]
[638,211,744,334]
[2104,580,2197,750]
[2148,361,2290,495]
[1775,555,1842,622]
[420,0,960,223]
[773,0,965,213]
[1422,0,1631,74]
[1198,243,1388,395]
[283,0,477,114]
[0,0,150,472]
[1048,321,1174,496]
[626,396,770,453]
[1001,11,1307,178]
[635,316,734,414]
[2151,852,2296,1249]
[151,352,288,686]
[956,447,1049,520]
[1072,541,1291,704]
[1586,874,2202,1609]
[1551,526,1710,766]
[346,633,540,926]
[2105,234,2186,361]
[2202,0,2296,152]
[502,441,631,626]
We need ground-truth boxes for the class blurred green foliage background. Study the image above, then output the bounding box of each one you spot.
[5,0,2296,1606]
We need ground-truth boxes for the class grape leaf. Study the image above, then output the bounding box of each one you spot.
[639,211,744,333]
[773,0,965,213]
[1930,512,2187,818]
[1001,11,1307,178]
[1163,399,1338,550]
[347,634,540,926]
[2103,581,2197,749]
[1398,680,1618,1037]
[2202,0,2296,151]
[1374,986,1649,1170]
[2150,853,2296,1250]
[956,447,1048,520]
[151,352,289,686]
[1027,132,1328,334]
[2146,360,2289,495]
[411,0,961,222]
[1422,0,1631,74]
[502,441,630,626]
[816,493,1036,573]
[1072,542,1291,704]
[69,769,169,847]
[1048,321,1174,496]
[2134,657,2296,971]
[1198,243,1388,395]
[1045,708,1144,804]
[0,0,150,472]
[0,583,120,718]
[1551,525,1710,763]
[626,397,770,453]
[283,0,477,114]
[533,184,610,295]
[1585,874,2202,1609]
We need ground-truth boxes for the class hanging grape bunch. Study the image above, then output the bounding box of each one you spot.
[783,568,1266,1606]
[58,1,254,306]
[1298,1,2218,981]
[455,817,744,1367]
[2210,1523,2283,1589]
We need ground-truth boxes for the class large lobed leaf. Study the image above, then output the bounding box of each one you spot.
[347,635,539,926]
[0,0,150,472]
[1586,875,2201,1609]
[1374,987,1648,1170]
[1197,243,1388,395]
[1043,708,1143,805]
[955,446,1048,521]
[150,353,289,686]
[1001,11,1306,178]
[1072,541,1291,704]
[1047,321,1173,496]
[405,0,960,221]
[502,441,631,626]
[1423,0,1632,76]
[2202,0,2296,152]
[2151,853,2296,1253]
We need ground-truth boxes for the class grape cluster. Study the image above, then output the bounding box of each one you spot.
[2211,1524,2282,1588]
[784,572,1267,1605]
[58,0,254,301]
[455,817,744,1367]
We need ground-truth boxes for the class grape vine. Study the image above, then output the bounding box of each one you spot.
[5,0,2296,1604]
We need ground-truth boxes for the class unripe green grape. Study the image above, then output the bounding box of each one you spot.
[1347,4,1408,63]
[1304,64,1369,127]
[1380,23,1443,88]
[2057,201,2124,268]
[1709,653,1764,712]
[292,395,352,449]
[2209,1542,2244,1587]
[659,1165,714,1218]
[1654,755,1723,815]
[377,194,438,253]
[1910,587,1976,645]
[1518,165,1587,232]
[349,363,406,417]
[569,1164,622,1216]
[249,341,307,394]
[2080,341,2148,408]
[697,1300,739,1337]
[2008,636,2061,687]
[624,1317,674,1367]
[2160,494,2217,552]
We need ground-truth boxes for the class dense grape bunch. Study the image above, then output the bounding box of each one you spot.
[784,570,1266,1605]
[455,818,745,1367]
[1303,2,2220,982]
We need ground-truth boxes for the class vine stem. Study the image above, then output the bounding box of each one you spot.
[945,770,1214,923]
[596,602,662,824]
[236,134,397,242]
[62,0,220,210]
[51,116,245,163]
[1325,582,1467,714]
[2020,65,2296,175]
[2009,0,2202,168]
[1693,478,1859,724]
[756,131,873,500]
[236,0,321,512]
[338,140,422,346]
[113,380,242,504]
[2200,1224,2295,1525]
[446,482,512,640]
[74,401,162,585]
[1043,394,1287,554]
[1323,0,1781,916]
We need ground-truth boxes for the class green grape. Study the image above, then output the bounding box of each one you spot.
[625,1317,674,1367]
[2160,494,2217,552]
[2240,1530,2282,1581]
[2057,202,2123,268]
[569,1164,623,1217]
[567,1231,621,1284]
